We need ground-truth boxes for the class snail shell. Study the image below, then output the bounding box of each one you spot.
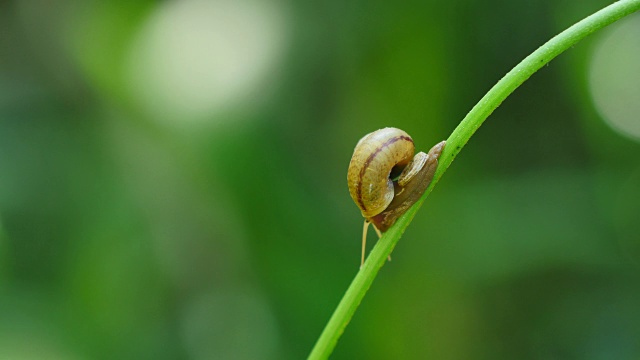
[347,128,414,217]
[347,127,445,232]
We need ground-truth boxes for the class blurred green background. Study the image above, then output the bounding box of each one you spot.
[1,0,639,359]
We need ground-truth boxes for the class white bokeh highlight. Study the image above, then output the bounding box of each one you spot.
[589,14,640,141]
[127,0,287,125]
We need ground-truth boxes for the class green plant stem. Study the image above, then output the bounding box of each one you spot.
[308,1,640,359]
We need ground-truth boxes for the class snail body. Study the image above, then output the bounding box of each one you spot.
[347,127,445,265]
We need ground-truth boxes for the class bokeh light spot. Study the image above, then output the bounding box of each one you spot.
[588,14,640,141]
[127,0,287,126]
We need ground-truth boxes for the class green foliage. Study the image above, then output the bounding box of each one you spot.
[0,1,639,359]
[309,1,640,358]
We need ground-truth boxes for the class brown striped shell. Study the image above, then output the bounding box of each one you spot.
[347,128,415,218]
[347,128,446,232]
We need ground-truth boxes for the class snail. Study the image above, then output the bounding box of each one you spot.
[347,127,446,266]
